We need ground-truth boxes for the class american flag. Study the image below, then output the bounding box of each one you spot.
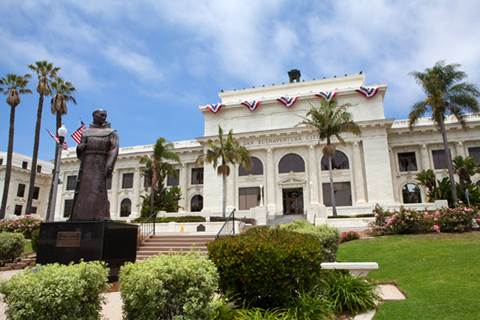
[71,122,86,144]
[46,129,68,150]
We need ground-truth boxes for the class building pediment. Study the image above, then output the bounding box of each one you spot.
[278,174,306,186]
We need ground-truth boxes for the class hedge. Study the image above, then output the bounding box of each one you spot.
[132,215,206,223]
[0,216,41,239]
[120,253,219,320]
[0,261,108,320]
[0,232,25,266]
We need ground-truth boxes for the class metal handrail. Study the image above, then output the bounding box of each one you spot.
[215,208,236,239]
[137,211,157,246]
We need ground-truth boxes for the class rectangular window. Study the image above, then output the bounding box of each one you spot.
[22,161,28,169]
[0,158,3,165]
[468,147,480,165]
[167,169,180,186]
[33,187,40,200]
[191,168,204,185]
[143,172,151,189]
[17,183,26,198]
[106,175,112,190]
[239,187,261,210]
[64,199,74,218]
[36,165,42,173]
[397,152,418,172]
[323,182,352,207]
[122,173,134,189]
[30,206,37,214]
[14,205,22,216]
[432,149,449,169]
[66,175,77,191]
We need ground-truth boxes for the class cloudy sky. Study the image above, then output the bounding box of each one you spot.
[1,0,479,160]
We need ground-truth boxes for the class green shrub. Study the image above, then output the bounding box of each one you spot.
[120,253,218,320]
[209,296,237,320]
[208,227,328,309]
[0,261,108,320]
[30,228,40,252]
[322,271,378,316]
[210,216,257,225]
[437,207,478,232]
[288,292,335,320]
[234,308,292,320]
[0,232,25,266]
[0,216,41,239]
[281,220,339,261]
[132,215,206,223]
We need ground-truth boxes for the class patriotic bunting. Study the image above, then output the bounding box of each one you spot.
[277,96,298,108]
[71,122,86,144]
[315,90,337,102]
[356,86,379,99]
[46,129,68,150]
[241,100,261,112]
[204,103,223,113]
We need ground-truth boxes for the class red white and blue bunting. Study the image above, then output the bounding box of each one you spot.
[315,90,336,102]
[356,86,379,99]
[277,96,298,108]
[241,100,261,112]
[204,103,223,113]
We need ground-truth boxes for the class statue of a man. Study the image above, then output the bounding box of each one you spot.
[70,109,119,221]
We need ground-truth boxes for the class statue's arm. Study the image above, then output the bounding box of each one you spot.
[76,134,88,159]
[106,131,119,177]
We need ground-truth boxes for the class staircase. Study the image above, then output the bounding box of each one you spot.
[136,234,216,260]
[267,214,306,226]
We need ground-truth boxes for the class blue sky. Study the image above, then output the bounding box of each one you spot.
[1,0,479,161]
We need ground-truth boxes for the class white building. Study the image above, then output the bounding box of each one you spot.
[0,152,53,218]
[55,73,480,222]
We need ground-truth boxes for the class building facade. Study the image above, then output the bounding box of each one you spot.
[0,152,53,218]
[55,74,480,222]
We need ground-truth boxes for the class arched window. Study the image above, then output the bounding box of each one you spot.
[191,195,203,212]
[402,184,422,204]
[239,157,264,176]
[321,150,349,170]
[279,153,305,173]
[120,198,132,217]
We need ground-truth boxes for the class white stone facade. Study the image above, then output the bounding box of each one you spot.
[55,74,480,222]
[0,152,53,218]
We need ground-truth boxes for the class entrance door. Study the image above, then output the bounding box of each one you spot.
[282,188,304,215]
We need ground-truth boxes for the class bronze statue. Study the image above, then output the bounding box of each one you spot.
[70,109,119,221]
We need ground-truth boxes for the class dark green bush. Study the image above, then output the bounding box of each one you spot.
[288,292,335,319]
[30,228,40,252]
[0,232,25,266]
[208,227,328,309]
[210,216,257,225]
[120,253,218,320]
[132,215,206,223]
[0,261,108,320]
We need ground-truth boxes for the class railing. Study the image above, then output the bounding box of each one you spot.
[137,211,157,246]
[215,209,236,239]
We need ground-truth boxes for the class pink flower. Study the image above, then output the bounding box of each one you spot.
[433,224,441,233]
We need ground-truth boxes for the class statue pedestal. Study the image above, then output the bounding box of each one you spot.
[36,221,138,281]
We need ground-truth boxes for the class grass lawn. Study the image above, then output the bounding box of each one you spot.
[337,232,480,320]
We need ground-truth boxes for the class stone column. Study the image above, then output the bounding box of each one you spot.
[420,144,430,170]
[266,148,276,214]
[179,163,188,212]
[455,141,466,158]
[352,141,367,204]
[110,170,120,217]
[308,145,319,204]
[133,168,141,216]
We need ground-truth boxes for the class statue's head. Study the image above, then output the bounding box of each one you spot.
[92,109,107,125]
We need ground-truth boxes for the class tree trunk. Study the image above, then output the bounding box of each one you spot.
[26,93,44,215]
[328,152,337,216]
[222,173,227,218]
[438,116,458,205]
[46,112,62,221]
[0,106,17,218]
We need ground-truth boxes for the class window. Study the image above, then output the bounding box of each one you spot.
[167,169,180,186]
[120,199,132,217]
[397,152,418,172]
[30,207,37,214]
[122,173,134,189]
[17,183,26,197]
[143,171,151,189]
[64,199,74,218]
[36,165,42,173]
[22,161,28,169]
[468,147,480,165]
[191,195,203,212]
[322,182,352,207]
[402,183,422,203]
[321,151,349,170]
[33,187,40,200]
[279,153,305,173]
[66,175,77,191]
[432,149,449,169]
[239,157,264,176]
[0,158,3,165]
[106,175,112,190]
[191,168,204,185]
[239,187,261,210]
[14,205,22,216]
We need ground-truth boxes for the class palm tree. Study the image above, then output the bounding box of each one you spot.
[45,77,76,219]
[196,126,251,218]
[409,61,480,205]
[298,100,360,216]
[140,137,180,216]
[0,74,32,218]
[25,61,60,214]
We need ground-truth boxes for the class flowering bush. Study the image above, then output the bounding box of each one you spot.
[340,231,360,243]
[0,216,42,239]
[370,206,479,235]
